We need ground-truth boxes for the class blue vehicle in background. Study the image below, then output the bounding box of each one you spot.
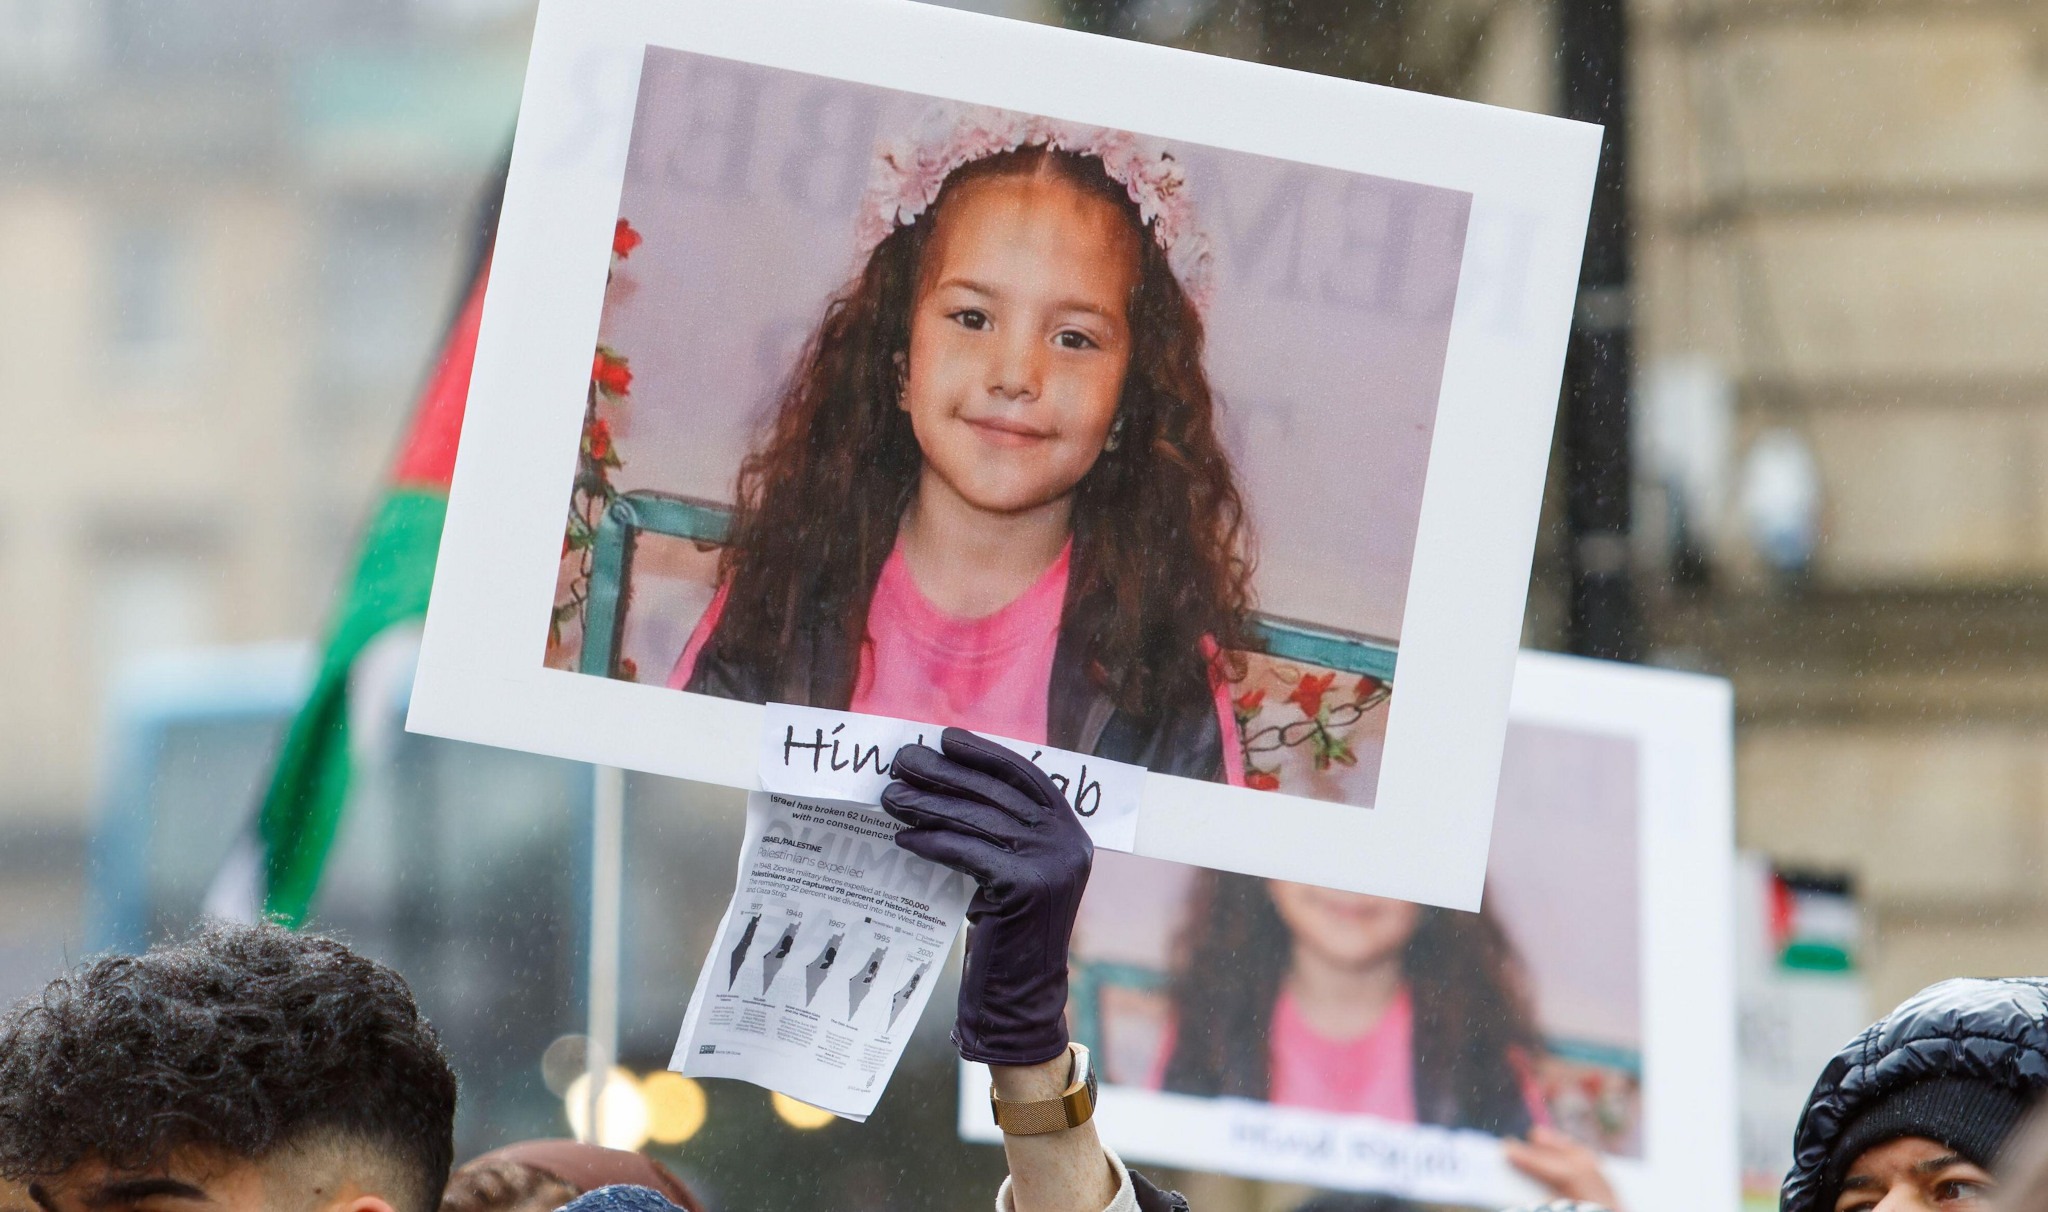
[87,640,610,1147]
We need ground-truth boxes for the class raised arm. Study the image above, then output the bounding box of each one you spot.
[884,728,1123,1212]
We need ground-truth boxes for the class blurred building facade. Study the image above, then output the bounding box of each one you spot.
[1094,0,2048,1016]
[0,0,528,988]
[1623,0,2048,1011]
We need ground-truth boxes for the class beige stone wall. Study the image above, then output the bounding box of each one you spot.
[0,9,530,839]
[1635,0,2048,1013]
[0,178,470,826]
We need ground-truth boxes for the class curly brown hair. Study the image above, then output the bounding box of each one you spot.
[1159,872,1543,1135]
[701,144,1254,719]
[0,921,456,1212]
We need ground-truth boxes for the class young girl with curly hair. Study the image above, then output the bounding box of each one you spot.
[1155,871,1552,1134]
[668,110,1256,782]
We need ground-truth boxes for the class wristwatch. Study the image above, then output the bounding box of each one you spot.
[989,1042,1098,1135]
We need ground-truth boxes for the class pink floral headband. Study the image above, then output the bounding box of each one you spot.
[852,104,1216,312]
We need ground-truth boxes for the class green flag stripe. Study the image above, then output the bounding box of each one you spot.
[259,488,447,926]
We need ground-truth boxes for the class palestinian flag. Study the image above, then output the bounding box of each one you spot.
[211,264,487,928]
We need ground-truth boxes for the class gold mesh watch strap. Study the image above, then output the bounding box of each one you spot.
[988,1043,1096,1135]
[991,1090,1083,1135]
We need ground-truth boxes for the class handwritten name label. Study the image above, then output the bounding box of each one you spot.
[757,703,1144,852]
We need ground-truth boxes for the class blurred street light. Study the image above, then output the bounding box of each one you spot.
[541,1033,590,1096]
[771,1092,837,1131]
[564,1067,651,1151]
[642,1072,709,1146]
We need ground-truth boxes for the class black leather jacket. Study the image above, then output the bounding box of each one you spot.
[685,614,1227,782]
[1133,1170,1192,1212]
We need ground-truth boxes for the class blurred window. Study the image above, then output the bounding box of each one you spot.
[321,196,442,390]
[0,0,100,85]
[92,553,214,679]
[108,219,191,375]
[103,0,285,75]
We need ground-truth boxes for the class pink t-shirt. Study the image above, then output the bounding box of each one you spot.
[1146,984,1554,1126]
[1268,988,1554,1124]
[667,544,1070,745]
[668,542,1244,782]
[847,543,1070,744]
[1267,986,1418,1118]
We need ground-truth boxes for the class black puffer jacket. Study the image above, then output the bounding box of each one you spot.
[1781,977,2048,1212]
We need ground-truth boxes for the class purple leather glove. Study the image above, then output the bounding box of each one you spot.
[882,727,1092,1067]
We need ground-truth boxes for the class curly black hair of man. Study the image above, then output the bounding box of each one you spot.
[0,920,457,1212]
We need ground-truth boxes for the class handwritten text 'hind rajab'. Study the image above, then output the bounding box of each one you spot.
[755,703,1144,851]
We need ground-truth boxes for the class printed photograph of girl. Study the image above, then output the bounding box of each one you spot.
[1158,877,1546,1134]
[1056,719,1646,1172]
[548,47,1472,806]
[675,124,1249,780]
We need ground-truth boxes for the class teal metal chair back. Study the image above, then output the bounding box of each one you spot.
[580,490,1398,682]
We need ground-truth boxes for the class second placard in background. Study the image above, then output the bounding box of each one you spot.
[962,653,1736,1212]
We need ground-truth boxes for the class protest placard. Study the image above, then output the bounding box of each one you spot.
[408,0,1600,907]
[956,652,1737,1212]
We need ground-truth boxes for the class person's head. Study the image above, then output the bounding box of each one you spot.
[1159,871,1539,1134]
[439,1161,576,1212]
[903,156,1139,520]
[1781,978,2048,1212]
[714,127,1252,716]
[0,921,457,1212]
[441,1142,703,1212]
[1818,1076,2030,1212]
[1833,1135,1997,1212]
[554,1190,682,1212]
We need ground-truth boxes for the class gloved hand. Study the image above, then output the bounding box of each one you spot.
[882,727,1093,1067]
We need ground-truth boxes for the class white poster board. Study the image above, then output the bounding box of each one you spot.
[956,652,1737,1212]
[407,0,1600,909]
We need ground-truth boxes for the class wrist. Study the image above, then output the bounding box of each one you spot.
[989,1051,1074,1102]
[989,1043,1098,1137]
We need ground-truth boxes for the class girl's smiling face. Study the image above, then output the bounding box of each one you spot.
[901,168,1139,517]
[1268,881,1424,972]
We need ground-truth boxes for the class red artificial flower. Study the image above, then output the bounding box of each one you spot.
[586,417,613,461]
[613,217,642,259]
[618,657,640,682]
[592,349,632,397]
[1353,675,1384,702]
[1287,672,1336,717]
[1246,770,1281,792]
[1235,688,1266,714]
